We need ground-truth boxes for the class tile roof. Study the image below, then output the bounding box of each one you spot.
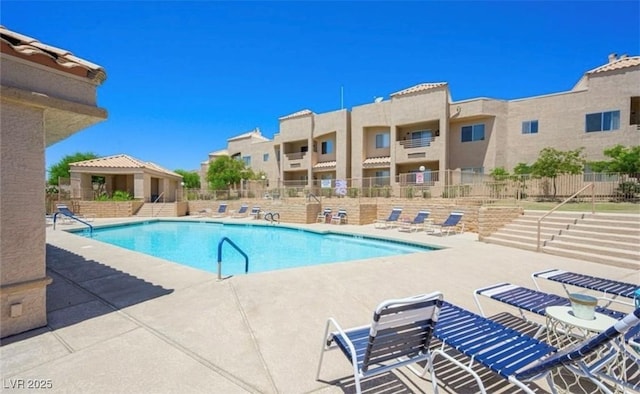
[228,128,270,142]
[390,83,447,97]
[279,109,313,120]
[70,154,180,177]
[363,156,391,166]
[0,25,106,84]
[587,55,640,74]
[313,161,337,169]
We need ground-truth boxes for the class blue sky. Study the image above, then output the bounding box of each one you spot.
[2,1,639,173]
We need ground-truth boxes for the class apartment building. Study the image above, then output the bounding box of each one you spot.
[201,54,639,190]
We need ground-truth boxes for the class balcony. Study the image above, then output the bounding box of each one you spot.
[395,136,443,163]
[283,151,310,170]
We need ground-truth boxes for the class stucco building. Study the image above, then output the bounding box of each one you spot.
[70,154,183,202]
[201,54,639,190]
[0,27,107,337]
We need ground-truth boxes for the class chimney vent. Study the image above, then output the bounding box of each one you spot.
[608,53,618,63]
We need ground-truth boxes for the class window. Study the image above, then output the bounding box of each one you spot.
[585,110,620,132]
[375,133,390,148]
[321,140,333,154]
[300,146,308,153]
[263,153,269,162]
[522,120,538,134]
[242,156,251,166]
[461,124,485,142]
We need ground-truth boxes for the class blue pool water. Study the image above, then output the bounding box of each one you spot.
[79,221,437,276]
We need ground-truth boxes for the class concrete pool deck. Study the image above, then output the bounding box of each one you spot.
[1,217,638,393]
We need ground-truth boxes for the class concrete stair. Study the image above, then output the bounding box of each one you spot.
[135,202,178,217]
[483,210,640,269]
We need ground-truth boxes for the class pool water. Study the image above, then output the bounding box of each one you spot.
[81,221,437,276]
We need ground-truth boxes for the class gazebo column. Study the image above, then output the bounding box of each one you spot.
[134,173,145,200]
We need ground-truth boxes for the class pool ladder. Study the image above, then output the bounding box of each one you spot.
[52,212,93,236]
[217,237,249,280]
[264,212,280,224]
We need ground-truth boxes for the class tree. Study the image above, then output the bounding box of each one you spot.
[588,145,640,175]
[489,167,510,180]
[513,162,532,175]
[174,169,201,189]
[47,152,99,185]
[531,147,586,199]
[206,156,247,190]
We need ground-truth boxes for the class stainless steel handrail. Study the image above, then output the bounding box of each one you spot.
[536,183,594,252]
[151,192,165,217]
[217,237,249,280]
[53,212,93,236]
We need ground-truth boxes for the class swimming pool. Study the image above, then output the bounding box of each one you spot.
[77,221,438,276]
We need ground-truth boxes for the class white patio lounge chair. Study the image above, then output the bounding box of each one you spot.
[316,292,443,394]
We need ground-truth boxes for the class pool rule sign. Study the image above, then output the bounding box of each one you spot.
[335,180,347,196]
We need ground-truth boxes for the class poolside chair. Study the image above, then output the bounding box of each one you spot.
[231,204,249,218]
[316,292,443,394]
[473,282,640,348]
[473,282,629,323]
[428,211,464,236]
[397,210,430,233]
[54,204,92,224]
[374,207,403,229]
[211,203,228,218]
[433,301,640,394]
[249,206,261,220]
[330,209,348,225]
[193,208,212,217]
[532,268,638,307]
[317,208,332,223]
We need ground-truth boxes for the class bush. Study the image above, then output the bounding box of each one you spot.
[616,181,640,201]
[347,188,359,198]
[112,190,132,201]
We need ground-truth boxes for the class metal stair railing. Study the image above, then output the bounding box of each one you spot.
[537,183,594,252]
[151,192,165,217]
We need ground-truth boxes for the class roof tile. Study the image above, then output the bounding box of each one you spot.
[587,56,640,74]
[279,109,313,120]
[0,25,106,84]
[71,154,180,177]
[390,83,447,97]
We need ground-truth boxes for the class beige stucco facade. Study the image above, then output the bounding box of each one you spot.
[202,54,639,190]
[0,27,106,337]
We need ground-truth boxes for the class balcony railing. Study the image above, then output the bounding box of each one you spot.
[398,137,434,149]
[285,152,307,160]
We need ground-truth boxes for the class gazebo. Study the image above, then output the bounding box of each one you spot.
[69,154,183,202]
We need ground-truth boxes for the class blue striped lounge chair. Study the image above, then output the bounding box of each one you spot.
[432,302,640,394]
[374,207,403,229]
[398,210,430,232]
[317,208,332,223]
[211,203,228,218]
[330,209,348,225]
[532,268,638,307]
[473,281,640,390]
[250,206,261,219]
[316,292,443,394]
[231,204,249,218]
[428,211,464,236]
